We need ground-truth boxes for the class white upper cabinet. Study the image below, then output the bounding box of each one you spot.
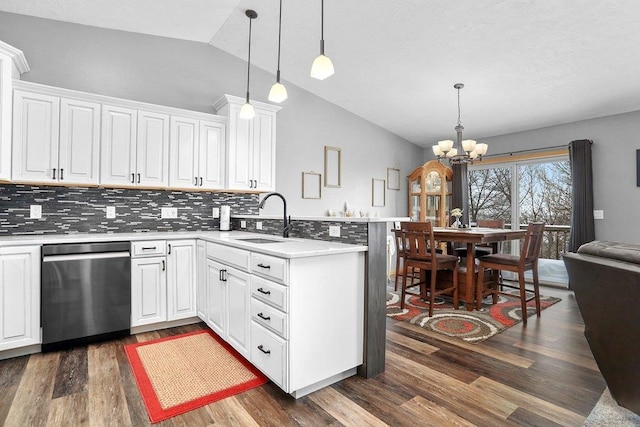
[101,106,169,188]
[213,95,280,192]
[12,90,60,183]
[0,40,29,182]
[136,110,169,187]
[58,98,101,184]
[169,115,225,190]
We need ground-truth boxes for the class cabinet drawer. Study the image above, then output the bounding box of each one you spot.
[251,322,287,389]
[250,253,287,284]
[251,298,287,339]
[251,275,287,311]
[207,242,249,271]
[131,241,166,257]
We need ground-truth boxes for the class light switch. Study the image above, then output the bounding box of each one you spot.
[593,209,604,220]
[329,225,341,237]
[256,221,263,230]
[212,207,220,218]
[30,205,42,219]
[106,206,116,219]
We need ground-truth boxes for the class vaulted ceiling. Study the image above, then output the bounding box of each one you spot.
[1,0,639,148]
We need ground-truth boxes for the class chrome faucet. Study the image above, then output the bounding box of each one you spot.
[258,192,291,238]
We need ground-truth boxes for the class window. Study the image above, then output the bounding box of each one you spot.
[469,151,571,286]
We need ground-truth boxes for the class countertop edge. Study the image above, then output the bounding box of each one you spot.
[0,231,368,259]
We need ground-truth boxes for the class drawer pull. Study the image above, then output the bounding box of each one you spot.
[257,344,271,354]
[257,287,271,295]
[142,246,156,250]
[257,312,271,321]
[257,263,271,269]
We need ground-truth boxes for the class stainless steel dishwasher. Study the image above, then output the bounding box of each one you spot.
[41,241,131,351]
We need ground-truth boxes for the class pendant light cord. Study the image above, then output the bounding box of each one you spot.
[320,0,325,54]
[246,16,253,102]
[276,0,282,82]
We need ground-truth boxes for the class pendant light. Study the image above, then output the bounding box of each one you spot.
[240,9,258,120]
[310,0,334,80]
[268,0,288,103]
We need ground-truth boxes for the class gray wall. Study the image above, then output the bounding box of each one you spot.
[426,111,640,243]
[0,12,422,219]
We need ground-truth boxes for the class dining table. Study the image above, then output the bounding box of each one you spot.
[432,227,527,311]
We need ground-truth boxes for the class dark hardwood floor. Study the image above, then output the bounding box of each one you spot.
[0,285,605,426]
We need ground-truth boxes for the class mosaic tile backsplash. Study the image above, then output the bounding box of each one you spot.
[0,185,259,235]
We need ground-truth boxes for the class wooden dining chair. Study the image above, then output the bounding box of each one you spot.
[391,228,420,291]
[476,222,545,324]
[399,221,459,317]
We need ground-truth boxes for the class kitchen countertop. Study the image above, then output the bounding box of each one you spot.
[0,231,367,259]
[233,215,409,223]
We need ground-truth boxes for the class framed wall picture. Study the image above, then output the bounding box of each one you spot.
[387,167,400,190]
[372,178,386,207]
[302,172,322,199]
[324,146,342,188]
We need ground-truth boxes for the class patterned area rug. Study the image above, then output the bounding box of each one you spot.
[386,290,561,344]
[125,329,268,423]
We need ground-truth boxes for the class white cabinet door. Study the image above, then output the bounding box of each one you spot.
[11,90,60,182]
[100,104,137,186]
[199,120,225,190]
[226,103,253,191]
[137,110,169,187]
[131,256,167,327]
[206,259,225,337]
[252,110,276,191]
[58,98,100,185]
[0,246,40,351]
[196,240,207,321]
[169,115,198,189]
[166,240,196,321]
[226,266,250,358]
[0,56,12,180]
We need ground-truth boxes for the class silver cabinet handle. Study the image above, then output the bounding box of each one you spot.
[194,176,198,186]
[168,243,171,254]
[52,168,56,180]
[60,168,64,180]
[137,173,141,183]
[131,173,135,183]
[162,260,165,271]
[200,177,203,186]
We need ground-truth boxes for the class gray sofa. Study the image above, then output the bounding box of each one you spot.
[563,241,640,415]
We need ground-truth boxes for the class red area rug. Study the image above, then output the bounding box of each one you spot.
[125,329,268,423]
[386,290,561,343]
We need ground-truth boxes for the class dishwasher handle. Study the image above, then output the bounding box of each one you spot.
[43,252,131,263]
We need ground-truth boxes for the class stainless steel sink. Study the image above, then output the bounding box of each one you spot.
[235,237,284,244]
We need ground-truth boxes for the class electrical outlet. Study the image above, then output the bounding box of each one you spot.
[212,207,220,218]
[106,206,116,219]
[329,225,341,237]
[161,207,178,219]
[256,221,263,230]
[30,205,42,219]
[241,220,247,228]
[593,209,604,220]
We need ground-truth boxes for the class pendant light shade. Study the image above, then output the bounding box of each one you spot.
[240,9,258,120]
[310,0,334,80]
[268,0,288,103]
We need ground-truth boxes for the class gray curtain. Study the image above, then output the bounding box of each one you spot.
[568,139,595,252]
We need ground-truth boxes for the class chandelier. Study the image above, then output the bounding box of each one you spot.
[432,83,488,164]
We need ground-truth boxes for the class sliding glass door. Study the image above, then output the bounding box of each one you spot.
[469,155,571,287]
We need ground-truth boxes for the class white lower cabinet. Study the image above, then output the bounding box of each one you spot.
[205,241,365,398]
[205,257,250,358]
[131,240,196,328]
[166,240,196,321]
[0,245,40,351]
[131,255,167,327]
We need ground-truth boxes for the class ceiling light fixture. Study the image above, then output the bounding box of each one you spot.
[310,0,334,80]
[432,83,488,163]
[268,0,288,103]
[239,9,258,120]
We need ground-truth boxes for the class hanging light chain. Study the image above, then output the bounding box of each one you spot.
[276,0,283,80]
[246,13,253,102]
